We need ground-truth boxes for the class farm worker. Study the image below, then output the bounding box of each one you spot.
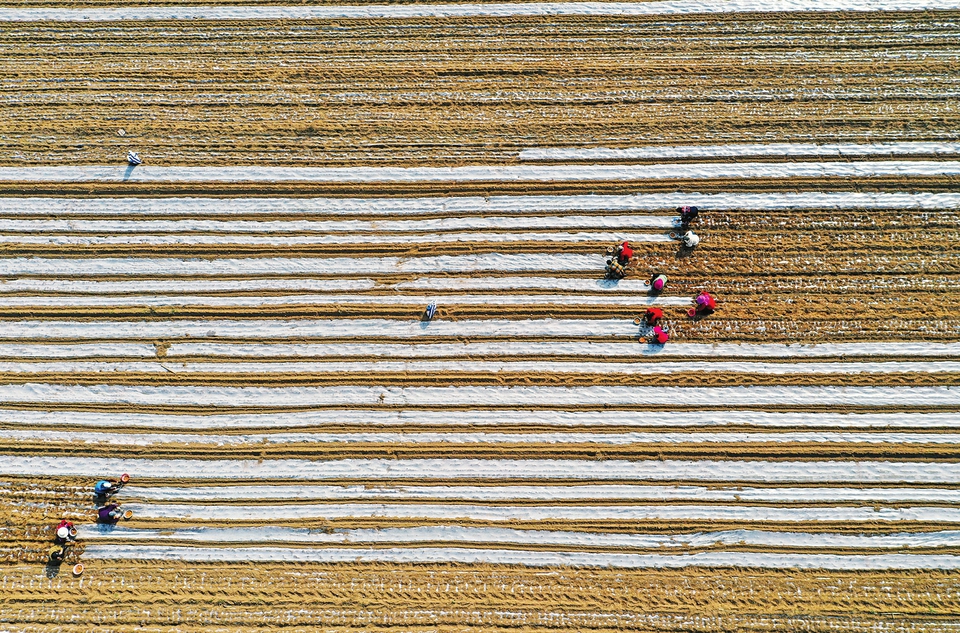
[48,545,66,564]
[605,259,626,280]
[653,326,669,344]
[644,307,664,326]
[681,230,700,248]
[696,292,717,315]
[616,241,634,264]
[678,206,699,227]
[98,504,122,524]
[55,520,75,543]
[94,480,115,496]
[651,274,667,291]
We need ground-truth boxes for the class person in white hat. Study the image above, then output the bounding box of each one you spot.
[681,230,700,248]
[55,519,76,544]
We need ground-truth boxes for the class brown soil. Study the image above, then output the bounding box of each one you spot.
[1,14,959,167]
[2,8,960,630]
[1,563,959,632]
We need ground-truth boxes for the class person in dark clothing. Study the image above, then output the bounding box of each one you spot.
[49,545,67,564]
[678,205,699,229]
[98,503,123,524]
[605,259,627,279]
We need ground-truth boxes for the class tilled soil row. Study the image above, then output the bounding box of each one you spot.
[8,438,960,460]
[1,563,958,632]
[2,13,959,165]
[1,177,959,198]
[0,233,954,258]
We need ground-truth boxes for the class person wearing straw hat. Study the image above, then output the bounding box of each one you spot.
[605,259,627,280]
[48,545,67,564]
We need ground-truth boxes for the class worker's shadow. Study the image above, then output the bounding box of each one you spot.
[596,278,619,289]
[419,311,432,330]
[674,244,696,260]
[44,560,62,578]
[122,164,136,181]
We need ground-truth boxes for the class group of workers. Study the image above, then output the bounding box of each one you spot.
[95,477,128,524]
[604,206,716,346]
[605,206,702,280]
[48,477,129,565]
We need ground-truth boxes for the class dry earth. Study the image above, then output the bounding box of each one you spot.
[0,5,959,632]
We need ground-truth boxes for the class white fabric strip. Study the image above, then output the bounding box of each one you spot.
[164,340,960,359]
[0,231,670,246]
[0,161,957,183]
[3,456,958,483]
[2,193,958,217]
[0,215,675,233]
[0,277,654,295]
[4,0,960,22]
[0,192,960,217]
[3,340,960,359]
[0,294,689,308]
[7,428,960,447]
[108,502,960,522]
[73,525,960,549]
[0,319,638,340]
[79,545,960,570]
[0,254,602,276]
[0,384,956,407]
[119,484,960,503]
[0,360,956,376]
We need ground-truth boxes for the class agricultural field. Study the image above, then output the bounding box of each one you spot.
[1,1,960,631]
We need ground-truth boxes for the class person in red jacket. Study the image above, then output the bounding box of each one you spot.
[695,292,717,316]
[616,241,634,264]
[644,307,664,326]
[652,325,669,344]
